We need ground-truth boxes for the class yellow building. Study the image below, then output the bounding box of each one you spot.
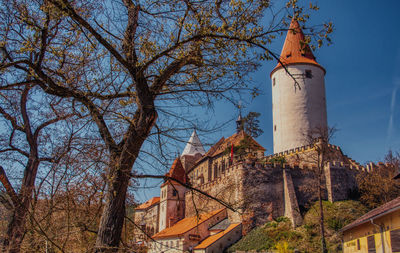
[341,197,400,253]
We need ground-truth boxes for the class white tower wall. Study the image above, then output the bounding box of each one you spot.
[158,183,186,231]
[271,64,327,154]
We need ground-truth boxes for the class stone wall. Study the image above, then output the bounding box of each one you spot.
[241,162,285,231]
[185,163,245,221]
[288,167,325,210]
[325,162,360,202]
[185,155,362,230]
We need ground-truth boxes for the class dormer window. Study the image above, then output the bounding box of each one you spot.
[286,53,292,58]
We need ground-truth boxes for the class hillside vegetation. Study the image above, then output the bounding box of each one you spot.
[228,200,368,253]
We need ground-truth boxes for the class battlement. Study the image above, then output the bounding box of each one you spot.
[325,161,367,172]
[261,160,365,171]
[266,143,343,160]
[263,143,371,173]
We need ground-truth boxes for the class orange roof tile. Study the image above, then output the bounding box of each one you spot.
[208,131,266,157]
[152,208,226,239]
[166,157,186,183]
[194,223,241,249]
[187,131,265,173]
[271,18,325,76]
[135,197,160,210]
[203,137,225,157]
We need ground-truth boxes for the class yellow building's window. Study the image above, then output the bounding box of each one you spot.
[391,228,400,252]
[367,235,376,252]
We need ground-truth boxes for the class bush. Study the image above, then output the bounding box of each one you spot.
[228,200,368,253]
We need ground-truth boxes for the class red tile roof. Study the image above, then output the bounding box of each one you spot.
[341,196,400,232]
[186,131,265,173]
[165,157,186,183]
[152,208,226,239]
[194,223,241,249]
[206,131,266,157]
[135,197,160,210]
[271,18,325,76]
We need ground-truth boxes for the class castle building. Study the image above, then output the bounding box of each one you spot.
[135,18,366,252]
[134,197,160,240]
[270,19,328,154]
[159,158,187,231]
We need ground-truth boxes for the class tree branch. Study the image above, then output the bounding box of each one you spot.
[33,113,74,142]
[0,166,19,208]
[0,107,24,132]
[49,0,132,73]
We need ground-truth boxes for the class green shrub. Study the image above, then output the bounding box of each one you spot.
[228,200,368,253]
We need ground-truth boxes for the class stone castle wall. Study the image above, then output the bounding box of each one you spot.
[241,162,285,230]
[185,154,363,230]
[325,162,361,202]
[185,163,245,222]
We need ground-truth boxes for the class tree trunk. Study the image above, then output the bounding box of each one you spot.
[4,205,29,253]
[94,109,157,252]
[3,159,40,253]
[318,166,328,253]
[94,164,130,252]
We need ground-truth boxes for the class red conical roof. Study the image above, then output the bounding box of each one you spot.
[165,157,186,183]
[271,18,325,76]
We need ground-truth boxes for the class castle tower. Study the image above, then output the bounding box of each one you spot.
[158,157,187,231]
[180,129,205,171]
[270,18,328,154]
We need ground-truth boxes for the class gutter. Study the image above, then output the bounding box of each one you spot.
[370,219,385,253]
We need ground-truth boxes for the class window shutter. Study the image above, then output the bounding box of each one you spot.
[391,229,400,252]
[367,235,376,253]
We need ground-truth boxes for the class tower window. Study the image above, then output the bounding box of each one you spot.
[274,125,276,131]
[173,189,177,196]
[273,78,276,86]
[305,69,312,78]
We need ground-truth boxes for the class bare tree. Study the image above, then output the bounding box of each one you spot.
[304,126,336,253]
[357,150,400,209]
[0,83,75,252]
[0,0,332,251]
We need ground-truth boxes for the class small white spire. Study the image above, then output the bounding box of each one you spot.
[181,129,205,156]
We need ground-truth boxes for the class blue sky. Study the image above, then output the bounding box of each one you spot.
[268,0,400,163]
[209,0,400,163]
[136,0,400,202]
